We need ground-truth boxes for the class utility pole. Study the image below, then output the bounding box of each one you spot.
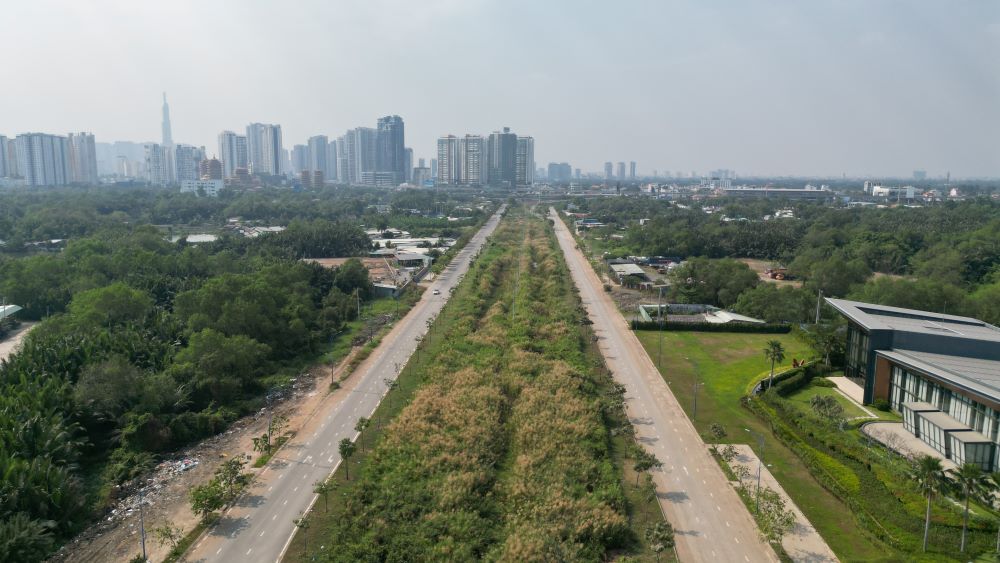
[744,429,765,514]
[815,289,823,324]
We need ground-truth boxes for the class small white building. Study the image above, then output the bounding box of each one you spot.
[181,179,224,197]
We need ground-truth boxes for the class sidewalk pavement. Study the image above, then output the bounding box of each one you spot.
[729,444,840,563]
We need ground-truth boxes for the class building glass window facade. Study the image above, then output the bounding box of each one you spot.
[844,323,869,381]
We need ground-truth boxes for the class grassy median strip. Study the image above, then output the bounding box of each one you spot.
[286,208,669,562]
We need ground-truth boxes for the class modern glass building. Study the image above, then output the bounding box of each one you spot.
[828,298,1000,470]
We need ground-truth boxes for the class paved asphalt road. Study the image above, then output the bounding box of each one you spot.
[184,205,506,563]
[549,208,778,563]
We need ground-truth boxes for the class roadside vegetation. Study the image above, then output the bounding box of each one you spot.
[0,186,492,561]
[288,208,671,562]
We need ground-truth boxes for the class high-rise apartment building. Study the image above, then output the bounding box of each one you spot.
[326,139,338,182]
[291,145,310,175]
[245,123,283,176]
[436,136,460,185]
[145,144,170,186]
[616,162,626,180]
[547,162,572,183]
[67,132,98,184]
[515,136,534,185]
[16,133,69,186]
[486,127,517,187]
[307,135,330,179]
[175,144,205,182]
[459,135,486,185]
[375,115,405,184]
[604,162,613,180]
[0,135,8,178]
[629,161,637,179]
[404,147,413,183]
[218,131,248,178]
[344,127,376,184]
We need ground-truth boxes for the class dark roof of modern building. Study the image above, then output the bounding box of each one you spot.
[825,298,1000,343]
[879,349,1000,404]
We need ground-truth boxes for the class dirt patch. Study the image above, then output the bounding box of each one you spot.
[737,258,803,288]
[49,350,362,563]
[0,321,36,362]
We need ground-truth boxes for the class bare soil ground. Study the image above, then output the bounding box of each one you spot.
[0,321,36,362]
[49,348,362,563]
[737,258,803,288]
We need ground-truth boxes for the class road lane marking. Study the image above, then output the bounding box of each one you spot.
[216,548,222,555]
[293,486,298,491]
[682,466,689,475]
[260,530,266,537]
[273,514,277,520]
[734,536,740,544]
[268,486,273,492]
[283,500,288,505]
[247,548,253,555]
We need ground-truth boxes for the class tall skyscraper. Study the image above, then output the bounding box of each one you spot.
[547,162,572,183]
[616,162,626,180]
[336,136,348,183]
[629,161,637,179]
[375,115,405,184]
[418,158,425,169]
[67,132,98,184]
[404,148,413,183]
[218,131,248,178]
[515,136,534,185]
[16,133,69,186]
[486,127,517,187]
[161,93,173,147]
[436,136,460,184]
[291,145,310,175]
[342,127,376,184]
[326,139,338,182]
[459,135,485,185]
[307,135,330,178]
[145,143,170,186]
[604,162,613,180]
[0,135,8,178]
[245,123,283,176]
[174,144,205,182]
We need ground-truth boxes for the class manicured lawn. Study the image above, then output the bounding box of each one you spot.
[785,383,871,419]
[634,330,896,562]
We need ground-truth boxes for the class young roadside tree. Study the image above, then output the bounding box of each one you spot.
[293,516,310,557]
[151,523,183,551]
[313,480,336,512]
[189,481,225,521]
[339,438,357,480]
[763,340,786,389]
[756,487,796,544]
[354,417,370,452]
[633,448,664,486]
[911,454,949,552]
[644,521,675,562]
[709,422,727,441]
[951,463,986,553]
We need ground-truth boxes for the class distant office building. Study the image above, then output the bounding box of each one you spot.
[604,162,613,180]
[291,145,310,175]
[487,127,517,187]
[412,166,431,186]
[174,144,205,183]
[629,161,636,179]
[404,147,413,183]
[914,170,927,181]
[515,136,534,185]
[245,123,283,176]
[547,162,572,183]
[307,135,330,179]
[574,168,581,179]
[537,167,546,180]
[711,169,735,180]
[436,136,460,184]
[418,157,425,169]
[67,132,98,184]
[161,93,173,147]
[16,133,69,186]
[300,170,325,189]
[616,162,626,180]
[218,131,248,178]
[145,143,171,186]
[200,158,223,180]
[0,135,8,178]
[325,139,338,182]
[375,115,405,184]
[181,179,223,197]
[361,171,397,187]
[342,127,376,184]
[459,135,486,185]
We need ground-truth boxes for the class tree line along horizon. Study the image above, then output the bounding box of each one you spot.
[570,196,1000,326]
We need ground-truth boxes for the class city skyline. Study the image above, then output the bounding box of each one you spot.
[1,1,997,178]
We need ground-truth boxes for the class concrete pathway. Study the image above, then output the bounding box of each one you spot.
[861,421,957,470]
[826,377,863,405]
[729,445,840,563]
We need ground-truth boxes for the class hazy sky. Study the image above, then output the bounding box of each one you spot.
[2,0,998,177]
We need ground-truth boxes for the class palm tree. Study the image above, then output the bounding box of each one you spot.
[988,471,1000,553]
[912,454,949,552]
[952,463,986,552]
[763,340,786,390]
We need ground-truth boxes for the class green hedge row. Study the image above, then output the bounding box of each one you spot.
[631,320,791,333]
